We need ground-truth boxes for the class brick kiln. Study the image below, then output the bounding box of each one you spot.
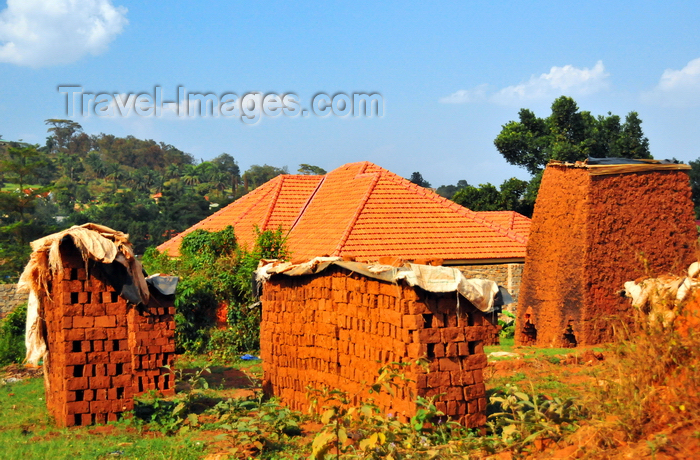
[259,259,505,428]
[18,224,177,427]
[516,159,697,347]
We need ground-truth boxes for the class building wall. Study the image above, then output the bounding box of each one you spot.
[454,263,524,303]
[0,284,28,319]
[260,266,493,428]
[516,166,697,347]
[42,241,176,427]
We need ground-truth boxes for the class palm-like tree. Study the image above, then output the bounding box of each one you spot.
[105,163,124,192]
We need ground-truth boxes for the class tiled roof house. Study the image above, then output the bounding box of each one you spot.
[157,161,531,298]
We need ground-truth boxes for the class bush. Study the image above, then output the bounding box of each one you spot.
[0,302,27,366]
[142,225,289,356]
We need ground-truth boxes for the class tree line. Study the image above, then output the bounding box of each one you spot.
[0,120,308,281]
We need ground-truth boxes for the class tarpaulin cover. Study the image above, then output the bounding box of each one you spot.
[256,257,508,313]
[17,223,150,366]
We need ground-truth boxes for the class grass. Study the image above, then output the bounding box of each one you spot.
[0,378,205,460]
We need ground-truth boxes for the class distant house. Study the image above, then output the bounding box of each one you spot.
[157,161,531,299]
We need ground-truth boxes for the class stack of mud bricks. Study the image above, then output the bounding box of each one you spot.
[516,163,697,347]
[42,240,176,427]
[260,265,491,428]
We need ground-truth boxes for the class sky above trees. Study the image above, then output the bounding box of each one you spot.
[2,1,700,188]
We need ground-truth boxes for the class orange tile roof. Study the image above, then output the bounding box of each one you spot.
[156,161,530,261]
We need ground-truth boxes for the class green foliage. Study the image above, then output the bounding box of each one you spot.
[0,302,27,365]
[492,96,652,209]
[435,180,469,200]
[307,361,464,459]
[452,177,533,216]
[408,171,431,188]
[485,384,583,454]
[298,164,327,175]
[142,225,289,355]
[498,311,516,340]
[494,96,652,176]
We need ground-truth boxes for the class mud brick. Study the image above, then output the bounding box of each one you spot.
[451,370,474,386]
[79,340,92,353]
[93,341,104,352]
[435,401,447,414]
[119,340,129,350]
[106,328,127,340]
[431,314,446,328]
[63,280,83,292]
[89,375,111,389]
[445,386,463,400]
[446,400,459,415]
[415,374,428,389]
[402,314,424,330]
[91,400,111,414]
[441,327,465,343]
[417,328,441,344]
[464,383,486,400]
[433,343,445,358]
[94,315,117,328]
[63,302,84,316]
[426,371,451,388]
[467,399,478,414]
[65,328,85,341]
[109,350,130,363]
[73,316,94,328]
[478,397,487,412]
[86,352,108,364]
[66,377,89,391]
[112,374,132,387]
[438,357,461,372]
[66,401,90,414]
[84,303,106,316]
[445,342,459,357]
[62,316,73,329]
[84,328,107,341]
[464,354,488,369]
[65,352,87,365]
[457,342,469,356]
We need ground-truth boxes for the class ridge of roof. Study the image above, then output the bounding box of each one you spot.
[261,175,286,229]
[332,168,381,256]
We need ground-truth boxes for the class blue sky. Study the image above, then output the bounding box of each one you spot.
[1,1,700,187]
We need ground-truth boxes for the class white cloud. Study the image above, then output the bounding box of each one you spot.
[0,0,128,67]
[439,84,489,104]
[440,61,610,105]
[642,58,700,107]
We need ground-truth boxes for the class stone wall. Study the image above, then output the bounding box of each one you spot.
[516,165,697,347]
[260,266,493,428]
[0,284,28,319]
[42,240,176,427]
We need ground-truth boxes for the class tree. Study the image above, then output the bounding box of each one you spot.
[212,153,241,193]
[298,164,326,175]
[242,164,288,190]
[491,96,653,214]
[494,96,652,175]
[452,177,532,215]
[408,171,431,188]
[436,180,469,199]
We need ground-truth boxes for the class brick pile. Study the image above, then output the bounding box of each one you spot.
[41,241,175,427]
[260,265,492,428]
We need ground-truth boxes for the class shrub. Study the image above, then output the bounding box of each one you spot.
[142,225,289,356]
[0,302,27,366]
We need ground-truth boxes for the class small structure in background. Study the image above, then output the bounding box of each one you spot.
[516,159,697,347]
[258,258,510,428]
[18,224,178,427]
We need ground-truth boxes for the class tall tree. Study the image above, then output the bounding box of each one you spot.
[490,96,653,215]
[408,171,431,188]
